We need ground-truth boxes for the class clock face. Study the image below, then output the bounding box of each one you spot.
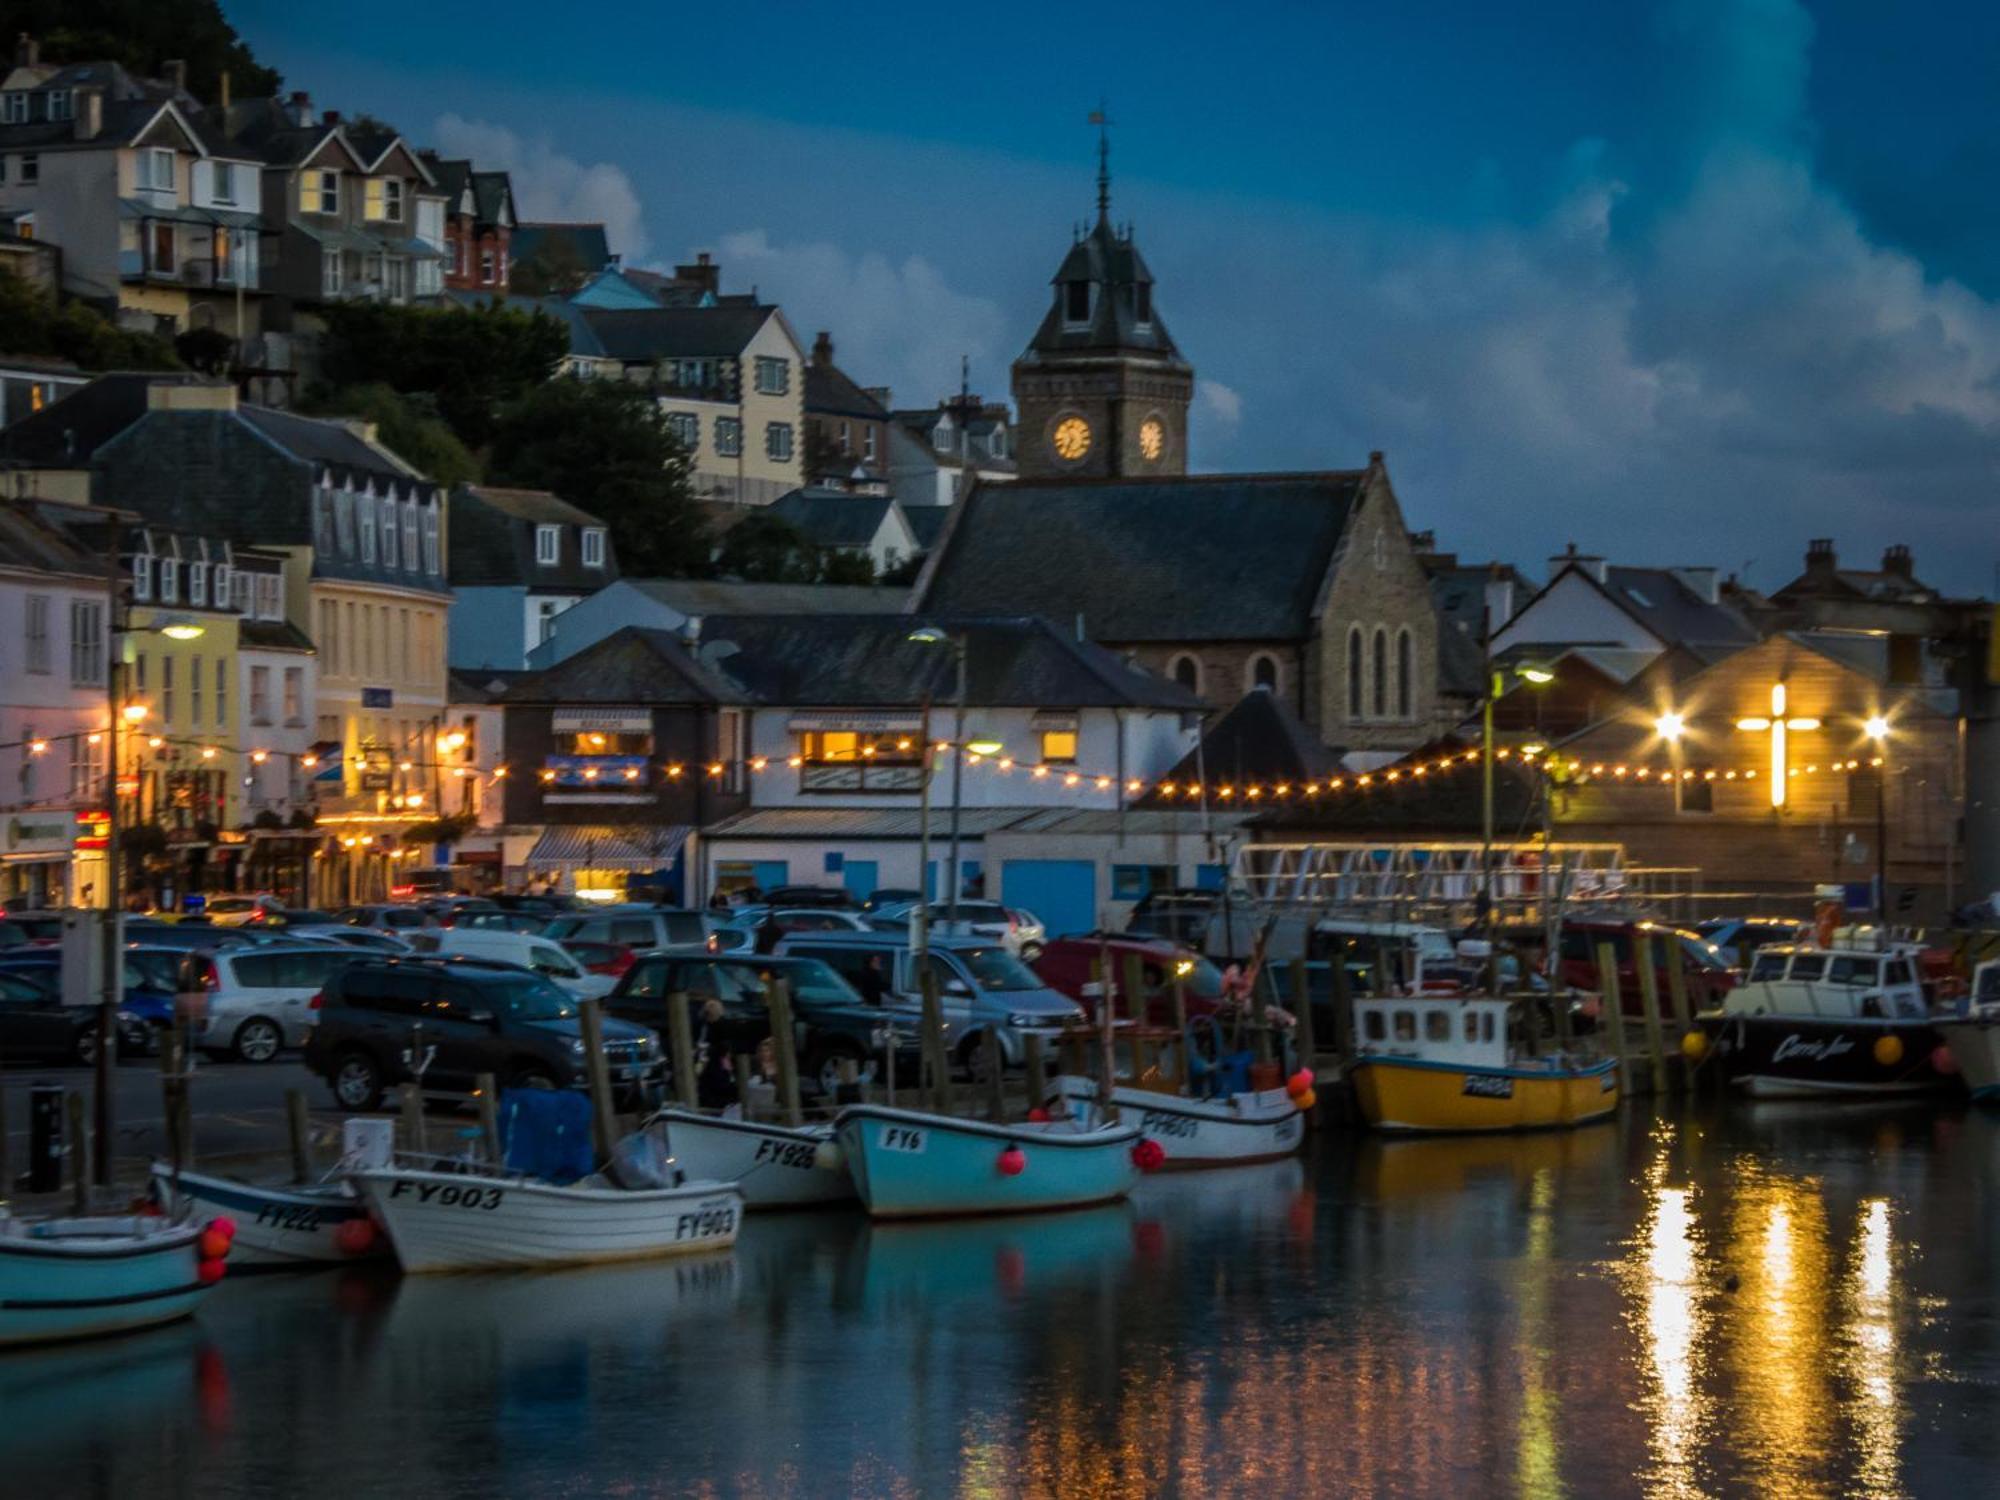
[1139,418,1165,461]
[1052,416,1092,461]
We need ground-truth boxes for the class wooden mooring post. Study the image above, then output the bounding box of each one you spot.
[919,967,953,1116]
[768,977,804,1128]
[1594,941,1627,1076]
[1024,1033,1048,1111]
[667,990,697,1109]
[286,1088,312,1184]
[576,997,619,1167]
[1633,933,1669,1097]
[475,1073,503,1165]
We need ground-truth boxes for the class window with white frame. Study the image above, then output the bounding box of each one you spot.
[333,492,354,556]
[401,503,418,570]
[765,422,794,461]
[158,558,179,604]
[215,656,227,727]
[378,495,397,567]
[415,259,441,297]
[300,169,338,215]
[665,411,699,448]
[364,177,403,222]
[422,504,440,574]
[131,553,153,602]
[863,426,877,462]
[137,148,175,194]
[255,572,282,620]
[1,93,26,124]
[581,528,606,568]
[250,665,272,725]
[188,560,208,607]
[535,597,562,645]
[535,525,560,565]
[69,600,102,686]
[283,667,303,724]
[360,505,377,563]
[713,417,742,456]
[480,248,495,284]
[753,356,789,395]
[46,89,72,122]
[384,257,408,301]
[213,562,230,606]
[321,248,342,297]
[191,653,203,726]
[210,161,239,205]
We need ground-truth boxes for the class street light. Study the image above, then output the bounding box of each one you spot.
[1481,660,1557,943]
[1864,714,1892,931]
[1655,712,1685,741]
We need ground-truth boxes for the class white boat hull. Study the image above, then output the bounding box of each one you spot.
[0,1217,216,1347]
[1049,1076,1306,1168]
[647,1111,855,1209]
[149,1164,383,1267]
[1939,1015,2000,1101]
[352,1167,742,1274]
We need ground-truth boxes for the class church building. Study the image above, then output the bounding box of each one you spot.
[914,135,1449,755]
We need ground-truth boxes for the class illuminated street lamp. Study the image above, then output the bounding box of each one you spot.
[1864,715,1892,929]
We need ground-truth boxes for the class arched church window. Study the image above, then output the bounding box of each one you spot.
[1372,629,1388,718]
[1396,630,1414,719]
[1251,654,1279,693]
[1170,654,1200,694]
[1347,630,1363,718]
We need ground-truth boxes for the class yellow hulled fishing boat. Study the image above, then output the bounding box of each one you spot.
[1350,995,1619,1133]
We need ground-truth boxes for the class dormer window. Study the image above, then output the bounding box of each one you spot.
[159,558,180,605]
[188,561,208,608]
[214,562,231,608]
[933,422,952,453]
[1063,279,1091,324]
[46,90,72,122]
[131,554,153,603]
[535,525,560,565]
[581,528,606,568]
[1,94,25,125]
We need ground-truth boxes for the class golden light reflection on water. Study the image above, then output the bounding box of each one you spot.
[1516,1167,1565,1500]
[1635,1175,1710,1500]
[1846,1198,1902,1500]
[1729,1173,1833,1494]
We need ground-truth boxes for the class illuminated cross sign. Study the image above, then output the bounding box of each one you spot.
[1735,682,1819,808]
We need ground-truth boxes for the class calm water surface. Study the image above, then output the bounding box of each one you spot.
[11,1101,2000,1498]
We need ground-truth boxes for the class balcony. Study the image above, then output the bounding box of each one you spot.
[118,252,260,291]
[542,754,652,796]
[799,762,925,794]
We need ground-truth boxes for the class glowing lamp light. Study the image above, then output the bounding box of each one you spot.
[967,739,1005,757]
[200,746,217,759]
[122,704,149,724]
[1518,666,1555,685]
[493,766,509,778]
[1863,715,1891,742]
[405,793,423,807]
[301,755,317,769]
[148,736,165,749]
[87,733,102,745]
[159,621,204,641]
[1655,712,1685,742]
[439,730,468,753]
[1736,681,1819,808]
[27,739,47,755]
[251,750,268,764]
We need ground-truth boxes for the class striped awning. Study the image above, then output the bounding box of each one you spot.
[520,824,691,872]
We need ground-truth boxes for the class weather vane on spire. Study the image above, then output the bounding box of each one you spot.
[1088,100,1112,222]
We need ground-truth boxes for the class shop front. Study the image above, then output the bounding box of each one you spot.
[1,812,80,908]
[516,824,693,903]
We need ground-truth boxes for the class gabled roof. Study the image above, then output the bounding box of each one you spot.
[770,488,902,550]
[449,486,614,588]
[901,506,952,551]
[914,472,1368,642]
[0,372,214,465]
[698,614,1204,710]
[0,499,115,582]
[502,627,748,706]
[622,268,716,307]
[1017,216,1187,369]
[1499,560,1761,663]
[470,171,514,227]
[579,304,780,361]
[512,222,612,273]
[625,578,907,615]
[804,360,889,421]
[1140,690,1342,805]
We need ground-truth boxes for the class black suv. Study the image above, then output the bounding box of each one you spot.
[607,952,927,1097]
[303,957,661,1111]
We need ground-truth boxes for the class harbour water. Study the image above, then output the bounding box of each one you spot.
[11,1100,2000,1498]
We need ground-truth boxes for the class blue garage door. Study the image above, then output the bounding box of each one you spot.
[1000,860,1097,940]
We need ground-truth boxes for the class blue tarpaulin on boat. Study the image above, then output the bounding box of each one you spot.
[500,1089,595,1183]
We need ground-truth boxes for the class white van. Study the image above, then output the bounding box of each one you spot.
[403,928,616,999]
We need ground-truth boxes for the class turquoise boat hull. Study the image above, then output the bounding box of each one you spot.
[834,1104,1141,1220]
[0,1217,215,1348]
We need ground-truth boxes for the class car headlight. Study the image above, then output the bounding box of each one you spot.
[570,1038,587,1056]
[639,1035,657,1057]
[1007,1013,1042,1029]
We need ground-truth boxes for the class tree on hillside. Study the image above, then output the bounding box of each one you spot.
[299,383,479,489]
[0,0,279,101]
[316,301,569,450]
[0,268,179,370]
[711,511,881,585]
[486,379,710,576]
[510,238,591,298]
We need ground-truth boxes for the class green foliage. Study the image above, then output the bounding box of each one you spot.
[487,377,710,576]
[0,267,180,370]
[299,382,480,489]
[174,325,235,375]
[0,0,280,100]
[820,549,880,586]
[510,238,591,298]
[316,301,569,449]
[713,510,820,582]
[877,552,927,588]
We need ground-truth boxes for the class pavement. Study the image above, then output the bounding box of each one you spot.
[1,1054,382,1198]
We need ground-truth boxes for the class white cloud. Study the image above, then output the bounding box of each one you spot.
[1195,380,1243,449]
[714,229,1008,411]
[431,114,649,262]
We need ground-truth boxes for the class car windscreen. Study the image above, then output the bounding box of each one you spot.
[758,959,860,1006]
[1749,951,1791,981]
[956,946,1044,992]
[484,973,576,1021]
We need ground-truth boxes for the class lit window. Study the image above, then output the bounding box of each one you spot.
[299,169,338,215]
[364,177,403,223]
[1040,729,1078,764]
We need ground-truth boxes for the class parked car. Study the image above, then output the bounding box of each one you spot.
[452,910,555,935]
[336,904,436,933]
[544,907,709,952]
[401,928,617,999]
[606,952,929,1098]
[1125,887,1225,949]
[203,894,287,927]
[1694,916,1811,968]
[0,950,174,1044]
[561,939,637,978]
[268,909,341,930]
[869,901,1048,957]
[177,944,361,1062]
[302,957,661,1112]
[0,968,147,1063]
[758,885,859,910]
[858,887,924,915]
[489,893,580,915]
[418,896,503,926]
[0,911,65,945]
[1031,935,1228,1024]
[305,927,414,955]
[708,908,874,953]
[774,931,1083,1069]
[119,919,253,952]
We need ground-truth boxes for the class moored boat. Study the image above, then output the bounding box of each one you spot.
[0,1214,232,1347]
[352,1157,742,1274]
[1695,942,1953,1097]
[646,1108,855,1210]
[1045,1074,1305,1168]
[1934,958,2000,1102]
[1350,995,1620,1133]
[149,1164,386,1267]
[835,1103,1142,1219]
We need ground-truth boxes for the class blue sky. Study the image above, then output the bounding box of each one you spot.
[230,0,2000,595]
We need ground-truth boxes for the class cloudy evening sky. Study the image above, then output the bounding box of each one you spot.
[233,0,2000,595]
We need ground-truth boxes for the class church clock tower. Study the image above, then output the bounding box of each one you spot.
[1012,126,1193,479]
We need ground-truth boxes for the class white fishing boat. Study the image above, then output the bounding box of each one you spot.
[1939,958,2000,1103]
[149,1165,385,1268]
[351,1147,743,1273]
[1045,1074,1305,1168]
[835,1103,1143,1219]
[645,1108,856,1210]
[0,1213,231,1347]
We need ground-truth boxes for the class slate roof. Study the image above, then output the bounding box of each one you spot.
[804,360,889,421]
[626,579,907,616]
[915,472,1368,642]
[1599,567,1761,659]
[0,372,214,466]
[0,499,114,580]
[449,486,614,588]
[450,668,529,703]
[1140,690,1343,805]
[502,627,749,706]
[770,488,899,550]
[239,619,316,652]
[512,222,613,272]
[470,171,513,226]
[901,506,952,551]
[425,155,470,203]
[1018,217,1187,368]
[0,61,191,150]
[238,407,426,491]
[698,614,1204,709]
[622,268,713,307]
[579,305,779,362]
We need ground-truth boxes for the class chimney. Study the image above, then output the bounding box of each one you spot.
[14,33,37,69]
[674,252,720,296]
[1805,537,1837,578]
[162,59,187,93]
[680,615,702,647]
[863,385,892,408]
[74,87,102,142]
[322,109,341,126]
[1484,564,1516,637]
[1550,542,1607,585]
[1882,544,1913,579]
[286,91,313,127]
[812,331,834,369]
[1670,566,1720,605]
[147,381,237,413]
